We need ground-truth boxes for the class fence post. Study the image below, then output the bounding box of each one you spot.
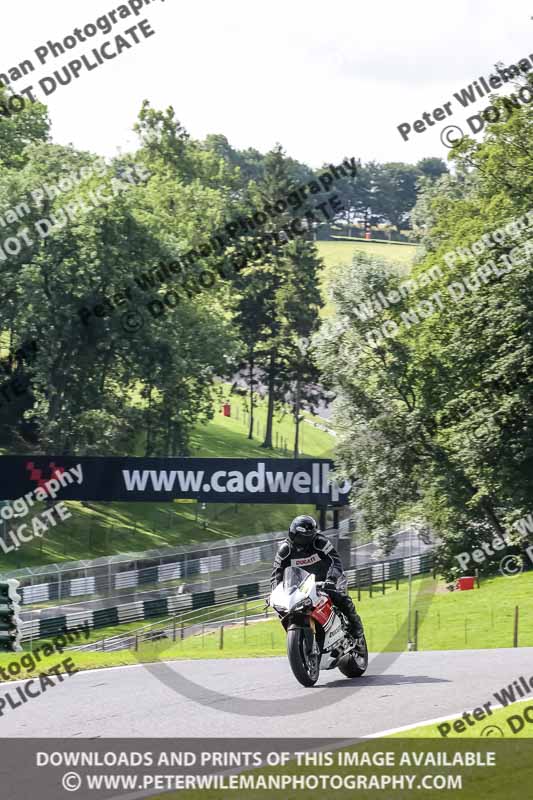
[369,573,373,598]
[180,618,185,641]
[172,618,177,642]
[396,575,399,591]
[514,606,519,648]
[475,569,480,589]
[413,610,419,651]
[219,625,224,650]
[244,599,247,626]
[135,634,138,652]
[382,568,385,595]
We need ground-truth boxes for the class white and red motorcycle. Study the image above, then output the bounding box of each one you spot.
[269,566,368,686]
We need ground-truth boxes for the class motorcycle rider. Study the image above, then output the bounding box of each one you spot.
[271,514,364,639]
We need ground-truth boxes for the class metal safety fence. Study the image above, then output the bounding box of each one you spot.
[7,527,351,608]
[23,551,434,645]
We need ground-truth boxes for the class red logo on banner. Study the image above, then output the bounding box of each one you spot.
[25,461,66,494]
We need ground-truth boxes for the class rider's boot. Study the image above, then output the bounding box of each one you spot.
[346,611,364,639]
[337,594,364,638]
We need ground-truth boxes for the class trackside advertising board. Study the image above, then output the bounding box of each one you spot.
[0,457,351,505]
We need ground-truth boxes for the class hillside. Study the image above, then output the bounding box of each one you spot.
[316,237,417,270]
[0,238,415,572]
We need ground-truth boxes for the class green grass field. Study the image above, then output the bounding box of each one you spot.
[10,572,532,677]
[316,237,418,319]
[130,571,532,659]
[317,238,417,270]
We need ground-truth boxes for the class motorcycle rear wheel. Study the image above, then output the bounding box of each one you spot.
[287,628,319,687]
[338,634,368,678]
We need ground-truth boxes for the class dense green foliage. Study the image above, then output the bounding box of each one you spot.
[316,92,533,578]
[0,91,436,460]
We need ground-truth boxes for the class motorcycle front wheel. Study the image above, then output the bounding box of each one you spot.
[287,627,320,687]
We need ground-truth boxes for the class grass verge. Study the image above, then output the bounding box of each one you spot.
[388,698,533,739]
[10,572,533,678]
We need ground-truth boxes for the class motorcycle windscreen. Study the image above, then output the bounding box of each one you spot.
[282,566,309,592]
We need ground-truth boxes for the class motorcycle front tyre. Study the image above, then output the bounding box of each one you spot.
[287,626,319,687]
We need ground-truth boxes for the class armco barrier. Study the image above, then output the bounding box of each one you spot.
[19,552,433,643]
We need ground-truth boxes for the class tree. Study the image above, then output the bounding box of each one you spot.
[229,145,324,450]
[0,103,241,456]
[0,89,50,171]
[275,246,325,456]
[409,167,475,255]
[315,81,533,579]
[416,157,448,181]
[371,162,420,233]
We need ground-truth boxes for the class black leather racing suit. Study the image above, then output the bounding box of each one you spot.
[271,533,364,637]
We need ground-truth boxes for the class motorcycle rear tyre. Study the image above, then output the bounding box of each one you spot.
[338,635,368,677]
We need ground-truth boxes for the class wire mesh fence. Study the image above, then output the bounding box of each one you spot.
[8,528,351,609]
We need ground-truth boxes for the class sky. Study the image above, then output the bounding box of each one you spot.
[2,0,532,169]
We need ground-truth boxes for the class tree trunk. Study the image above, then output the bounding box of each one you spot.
[165,417,172,456]
[145,384,154,456]
[479,497,506,538]
[247,350,255,440]
[293,378,301,458]
[261,352,275,449]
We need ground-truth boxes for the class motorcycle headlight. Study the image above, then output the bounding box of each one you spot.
[294,598,313,612]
